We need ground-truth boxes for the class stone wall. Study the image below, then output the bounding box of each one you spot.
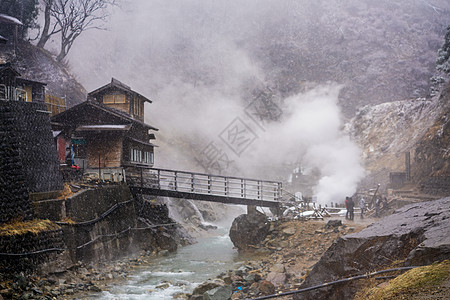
[0,103,33,223]
[2,101,64,193]
[0,228,65,273]
[0,101,63,223]
[61,186,137,263]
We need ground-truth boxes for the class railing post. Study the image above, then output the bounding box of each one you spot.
[257,181,260,200]
[241,179,244,198]
[191,173,195,192]
[225,177,228,196]
[157,169,161,189]
[261,181,264,201]
[274,185,277,201]
[244,180,247,198]
[278,182,282,201]
[174,171,178,191]
[208,176,211,194]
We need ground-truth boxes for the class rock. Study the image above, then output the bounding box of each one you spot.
[243,273,261,283]
[266,272,286,286]
[282,227,296,236]
[258,280,275,295]
[324,220,342,229]
[191,280,223,296]
[295,197,450,300]
[223,275,232,285]
[270,264,285,273]
[203,285,232,300]
[199,224,218,230]
[173,292,188,299]
[229,212,270,250]
[156,283,170,289]
[89,285,102,292]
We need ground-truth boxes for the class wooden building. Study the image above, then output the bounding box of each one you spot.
[51,78,158,181]
[0,63,46,102]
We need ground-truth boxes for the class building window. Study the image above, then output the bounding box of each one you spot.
[130,148,153,164]
[103,94,126,104]
[130,148,142,162]
[133,99,141,116]
[143,151,154,164]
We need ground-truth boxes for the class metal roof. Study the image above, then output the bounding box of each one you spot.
[75,124,132,131]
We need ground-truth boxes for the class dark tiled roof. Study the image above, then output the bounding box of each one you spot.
[52,100,159,131]
[88,78,152,103]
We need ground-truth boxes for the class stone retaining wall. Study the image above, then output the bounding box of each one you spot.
[0,228,65,273]
[0,101,64,224]
[0,103,33,223]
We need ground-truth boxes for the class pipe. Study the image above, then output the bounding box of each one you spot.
[251,266,418,300]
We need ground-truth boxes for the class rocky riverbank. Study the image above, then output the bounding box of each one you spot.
[0,248,176,300]
[187,217,369,299]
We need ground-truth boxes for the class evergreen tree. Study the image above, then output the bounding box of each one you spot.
[0,0,39,40]
[436,25,450,75]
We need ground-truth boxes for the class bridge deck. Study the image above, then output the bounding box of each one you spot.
[128,168,282,208]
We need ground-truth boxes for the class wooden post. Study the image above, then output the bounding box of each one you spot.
[191,173,195,192]
[241,179,244,198]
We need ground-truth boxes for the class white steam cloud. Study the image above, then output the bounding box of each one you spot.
[238,84,365,205]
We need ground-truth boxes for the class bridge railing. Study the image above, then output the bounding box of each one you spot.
[131,167,282,202]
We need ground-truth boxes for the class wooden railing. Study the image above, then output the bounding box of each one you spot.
[128,167,282,202]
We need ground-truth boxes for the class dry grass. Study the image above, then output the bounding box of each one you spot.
[0,219,60,236]
[356,260,450,300]
[57,183,75,200]
[59,217,76,224]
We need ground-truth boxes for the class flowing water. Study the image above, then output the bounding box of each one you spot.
[88,227,244,299]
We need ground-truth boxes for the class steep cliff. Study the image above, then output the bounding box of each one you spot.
[346,81,449,193]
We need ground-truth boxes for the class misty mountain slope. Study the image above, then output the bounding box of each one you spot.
[346,84,449,190]
[0,42,86,106]
[249,0,450,116]
[68,0,450,118]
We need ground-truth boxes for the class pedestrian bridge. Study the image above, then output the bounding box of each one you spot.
[127,167,283,208]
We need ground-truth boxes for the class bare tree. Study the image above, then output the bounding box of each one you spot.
[37,0,115,62]
[37,0,60,48]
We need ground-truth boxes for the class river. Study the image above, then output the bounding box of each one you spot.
[86,227,244,299]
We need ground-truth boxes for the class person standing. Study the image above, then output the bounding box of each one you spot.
[348,197,355,220]
[360,197,366,219]
[375,197,381,217]
[345,197,349,219]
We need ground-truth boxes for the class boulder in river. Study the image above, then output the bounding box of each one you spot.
[295,197,450,300]
[229,211,270,250]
